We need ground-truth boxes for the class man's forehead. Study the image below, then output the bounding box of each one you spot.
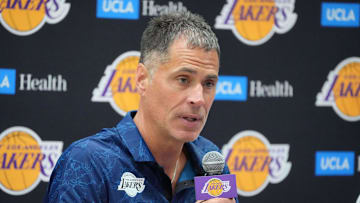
[175,35,220,59]
[169,38,219,58]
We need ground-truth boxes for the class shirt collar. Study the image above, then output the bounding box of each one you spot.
[115,111,156,163]
[116,110,208,175]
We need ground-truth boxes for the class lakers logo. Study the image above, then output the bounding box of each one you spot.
[0,126,63,195]
[316,57,360,122]
[0,0,70,36]
[92,51,140,116]
[201,178,231,197]
[205,178,223,197]
[214,0,297,46]
[222,130,291,196]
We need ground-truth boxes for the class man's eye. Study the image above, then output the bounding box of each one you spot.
[177,77,188,84]
[204,80,215,88]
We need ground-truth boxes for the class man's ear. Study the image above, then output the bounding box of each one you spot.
[136,63,149,96]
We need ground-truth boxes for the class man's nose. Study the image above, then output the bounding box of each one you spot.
[187,84,205,106]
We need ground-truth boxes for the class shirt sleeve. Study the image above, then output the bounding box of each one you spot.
[44,139,108,203]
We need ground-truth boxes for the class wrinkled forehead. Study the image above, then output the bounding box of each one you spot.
[162,38,219,65]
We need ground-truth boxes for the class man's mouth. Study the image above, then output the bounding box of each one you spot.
[183,117,198,122]
[181,114,202,122]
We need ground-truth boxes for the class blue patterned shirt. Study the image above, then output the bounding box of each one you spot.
[44,111,235,202]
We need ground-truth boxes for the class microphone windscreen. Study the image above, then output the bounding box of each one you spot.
[201,151,225,175]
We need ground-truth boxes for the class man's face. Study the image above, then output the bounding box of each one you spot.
[141,38,219,143]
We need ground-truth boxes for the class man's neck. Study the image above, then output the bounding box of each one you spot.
[133,110,184,180]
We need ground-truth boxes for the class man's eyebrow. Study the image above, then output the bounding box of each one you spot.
[175,67,197,74]
[174,67,218,80]
[206,74,218,80]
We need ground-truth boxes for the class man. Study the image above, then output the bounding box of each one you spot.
[45,11,237,202]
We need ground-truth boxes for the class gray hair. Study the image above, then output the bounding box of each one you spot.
[139,11,220,75]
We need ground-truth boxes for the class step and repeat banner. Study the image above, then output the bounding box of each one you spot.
[1,0,359,202]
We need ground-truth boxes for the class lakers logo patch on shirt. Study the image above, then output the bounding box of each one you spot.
[118,172,145,197]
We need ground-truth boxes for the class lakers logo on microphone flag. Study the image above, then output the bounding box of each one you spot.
[194,174,237,200]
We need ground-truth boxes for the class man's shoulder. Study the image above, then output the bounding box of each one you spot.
[49,126,134,183]
[58,127,129,165]
[45,127,126,202]
[68,128,117,152]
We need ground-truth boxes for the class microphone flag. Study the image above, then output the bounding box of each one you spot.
[194,151,237,200]
[194,174,237,200]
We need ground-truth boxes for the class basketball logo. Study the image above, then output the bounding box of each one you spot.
[222,130,291,196]
[0,0,70,36]
[92,51,140,116]
[215,0,297,46]
[201,178,231,197]
[0,126,63,195]
[316,57,360,122]
[206,178,224,197]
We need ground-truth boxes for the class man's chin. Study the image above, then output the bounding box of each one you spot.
[173,130,201,143]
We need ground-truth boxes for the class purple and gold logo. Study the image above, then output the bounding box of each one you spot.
[214,0,297,46]
[92,51,140,116]
[0,0,70,36]
[201,178,230,197]
[195,174,237,200]
[316,57,360,122]
[0,126,63,195]
[222,130,291,196]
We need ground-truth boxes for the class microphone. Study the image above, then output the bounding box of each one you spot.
[202,151,225,175]
[194,151,237,200]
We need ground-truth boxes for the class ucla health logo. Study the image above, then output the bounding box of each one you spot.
[0,126,63,195]
[96,0,187,20]
[315,151,354,176]
[321,2,359,27]
[0,68,16,95]
[215,76,247,101]
[215,0,297,46]
[1,68,68,94]
[215,76,293,101]
[0,0,70,36]
[222,130,291,196]
[316,57,360,122]
[97,0,140,20]
[92,51,140,116]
